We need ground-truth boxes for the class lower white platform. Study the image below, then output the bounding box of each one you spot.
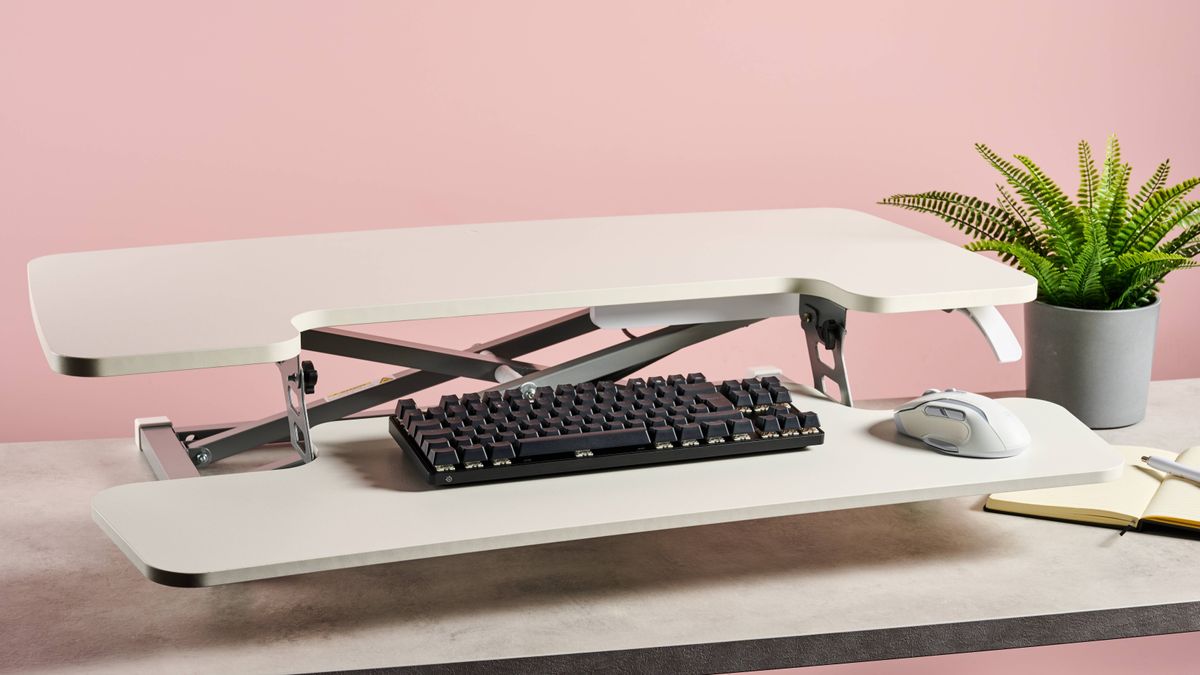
[92,382,1123,587]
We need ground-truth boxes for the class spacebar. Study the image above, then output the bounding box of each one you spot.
[516,428,652,457]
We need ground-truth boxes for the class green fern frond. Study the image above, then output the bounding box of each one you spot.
[974,144,1073,250]
[1094,137,1126,236]
[993,184,1049,254]
[1057,219,1112,308]
[1161,225,1200,257]
[965,240,1063,304]
[1014,154,1081,229]
[1128,159,1170,215]
[877,192,1023,249]
[1100,135,1122,184]
[1109,250,1194,276]
[1077,140,1100,213]
[1015,153,1087,263]
[1116,178,1200,254]
[1094,161,1132,247]
[1103,250,1193,298]
[1163,208,1200,255]
[1130,199,1200,254]
[1109,254,1197,309]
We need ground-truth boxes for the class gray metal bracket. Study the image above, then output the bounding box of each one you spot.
[277,357,318,464]
[799,295,853,407]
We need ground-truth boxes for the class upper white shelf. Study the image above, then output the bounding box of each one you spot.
[28,208,1035,376]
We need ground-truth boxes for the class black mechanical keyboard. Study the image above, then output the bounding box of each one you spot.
[389,373,824,486]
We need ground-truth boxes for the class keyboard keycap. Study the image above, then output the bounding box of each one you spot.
[702,420,729,439]
[425,441,457,466]
[485,440,516,461]
[729,418,755,437]
[517,427,652,457]
[676,423,703,442]
[395,398,417,417]
[461,444,487,464]
[417,428,454,447]
[691,410,741,424]
[651,426,678,445]
[701,394,735,411]
[756,416,781,434]
[677,382,717,396]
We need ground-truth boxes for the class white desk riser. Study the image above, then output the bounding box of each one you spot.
[27,208,1122,587]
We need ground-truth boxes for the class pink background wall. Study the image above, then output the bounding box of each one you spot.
[5,0,1200,444]
[3,1,1199,672]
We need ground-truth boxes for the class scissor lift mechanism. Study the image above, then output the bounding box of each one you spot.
[136,297,1018,480]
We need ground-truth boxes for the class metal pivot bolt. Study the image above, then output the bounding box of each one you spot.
[190,447,213,467]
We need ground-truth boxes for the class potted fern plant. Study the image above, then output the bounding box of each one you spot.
[881,136,1199,428]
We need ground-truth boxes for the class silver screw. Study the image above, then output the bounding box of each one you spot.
[520,382,537,400]
[802,312,813,324]
[191,448,212,466]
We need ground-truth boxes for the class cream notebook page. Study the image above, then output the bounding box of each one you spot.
[1143,447,1200,529]
[986,446,1175,527]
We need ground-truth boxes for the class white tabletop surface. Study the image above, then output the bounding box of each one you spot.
[27,208,1035,376]
[91,381,1121,587]
[5,380,1198,674]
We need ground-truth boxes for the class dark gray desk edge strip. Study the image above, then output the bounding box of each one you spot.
[319,601,1200,675]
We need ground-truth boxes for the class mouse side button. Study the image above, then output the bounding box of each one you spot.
[924,437,959,454]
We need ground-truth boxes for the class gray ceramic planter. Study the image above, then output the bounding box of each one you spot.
[1024,299,1160,429]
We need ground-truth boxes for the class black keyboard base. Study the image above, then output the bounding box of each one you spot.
[390,416,825,487]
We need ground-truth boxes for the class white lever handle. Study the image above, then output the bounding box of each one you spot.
[954,306,1022,363]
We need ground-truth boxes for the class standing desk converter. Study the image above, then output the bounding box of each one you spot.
[27,208,1123,586]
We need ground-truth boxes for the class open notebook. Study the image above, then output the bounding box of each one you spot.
[986,445,1200,533]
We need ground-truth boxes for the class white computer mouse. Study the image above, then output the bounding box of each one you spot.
[893,389,1030,458]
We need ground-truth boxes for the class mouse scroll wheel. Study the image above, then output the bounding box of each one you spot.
[922,389,941,396]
